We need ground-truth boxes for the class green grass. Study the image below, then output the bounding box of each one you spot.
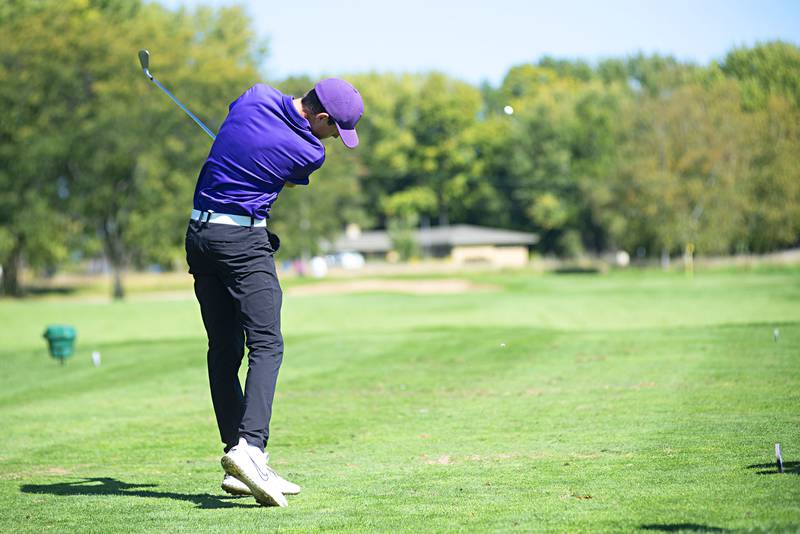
[0,268,798,533]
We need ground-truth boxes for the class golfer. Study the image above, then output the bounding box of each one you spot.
[184,79,363,507]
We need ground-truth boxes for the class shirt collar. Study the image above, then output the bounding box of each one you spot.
[282,95,310,130]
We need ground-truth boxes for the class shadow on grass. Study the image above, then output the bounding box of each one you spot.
[746,461,800,475]
[20,477,259,509]
[640,524,726,532]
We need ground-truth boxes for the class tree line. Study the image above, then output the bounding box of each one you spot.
[1,0,799,297]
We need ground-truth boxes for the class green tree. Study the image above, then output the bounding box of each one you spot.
[722,41,800,109]
[411,73,482,225]
[0,0,86,295]
[608,80,756,256]
[454,114,513,228]
[491,64,628,254]
[741,94,800,251]
[718,42,800,251]
[0,0,265,297]
[623,53,703,96]
[352,72,484,230]
[381,186,437,260]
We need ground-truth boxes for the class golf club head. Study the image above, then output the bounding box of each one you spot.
[138,49,150,71]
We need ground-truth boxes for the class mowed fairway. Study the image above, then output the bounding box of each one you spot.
[0,268,798,533]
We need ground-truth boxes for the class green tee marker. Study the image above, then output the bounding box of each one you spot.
[43,325,77,365]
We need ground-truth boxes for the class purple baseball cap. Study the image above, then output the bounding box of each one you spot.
[315,78,363,148]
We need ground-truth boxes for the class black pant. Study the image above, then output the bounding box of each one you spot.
[185,219,283,452]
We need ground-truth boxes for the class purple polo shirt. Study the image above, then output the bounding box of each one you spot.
[193,84,325,219]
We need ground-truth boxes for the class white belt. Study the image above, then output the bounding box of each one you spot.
[191,209,267,227]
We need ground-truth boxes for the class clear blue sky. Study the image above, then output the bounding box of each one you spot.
[157,0,800,85]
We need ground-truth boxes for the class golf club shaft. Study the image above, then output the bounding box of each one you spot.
[148,75,217,140]
[139,50,216,140]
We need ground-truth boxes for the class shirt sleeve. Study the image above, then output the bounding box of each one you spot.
[287,175,310,186]
[286,154,325,185]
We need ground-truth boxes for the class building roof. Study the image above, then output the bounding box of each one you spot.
[329,224,538,253]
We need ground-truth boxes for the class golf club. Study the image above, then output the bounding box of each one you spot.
[138,49,217,140]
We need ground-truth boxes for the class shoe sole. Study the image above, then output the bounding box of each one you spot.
[221,455,287,507]
[221,481,251,497]
[222,477,300,496]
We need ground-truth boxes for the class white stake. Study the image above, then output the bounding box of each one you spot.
[775,443,784,473]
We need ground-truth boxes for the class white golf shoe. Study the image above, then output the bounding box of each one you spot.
[272,463,302,495]
[221,438,288,507]
[221,474,251,496]
[221,456,302,496]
